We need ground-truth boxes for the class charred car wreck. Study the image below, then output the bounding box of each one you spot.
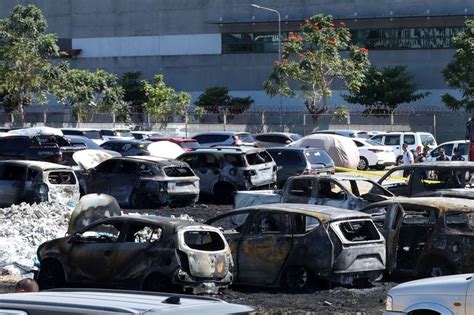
[362,197,474,278]
[206,204,386,289]
[36,206,233,294]
[80,155,199,208]
[0,160,80,207]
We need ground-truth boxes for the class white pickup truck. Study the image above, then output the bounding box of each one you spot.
[234,174,393,210]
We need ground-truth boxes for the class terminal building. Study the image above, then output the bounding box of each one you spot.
[1,0,473,111]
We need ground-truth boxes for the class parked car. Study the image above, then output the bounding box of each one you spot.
[101,128,135,141]
[377,161,474,197]
[428,140,468,161]
[266,147,335,187]
[177,146,277,203]
[0,135,64,163]
[61,128,104,145]
[36,215,233,294]
[0,289,255,315]
[65,135,102,149]
[0,160,80,207]
[311,129,372,139]
[362,197,474,278]
[234,174,394,209]
[384,274,474,315]
[353,138,396,170]
[192,131,256,148]
[254,132,302,148]
[100,139,151,156]
[132,131,164,140]
[369,132,437,164]
[206,204,385,289]
[83,156,199,208]
[148,137,201,152]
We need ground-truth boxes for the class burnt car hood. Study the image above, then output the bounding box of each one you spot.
[73,149,120,171]
[414,188,474,199]
[147,141,185,159]
[67,193,122,234]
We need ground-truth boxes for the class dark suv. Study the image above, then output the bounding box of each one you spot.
[0,135,65,163]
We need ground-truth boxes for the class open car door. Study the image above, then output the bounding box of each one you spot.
[382,203,405,274]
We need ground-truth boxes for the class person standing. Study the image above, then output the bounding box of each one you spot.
[402,143,414,177]
[436,148,450,161]
[451,147,465,161]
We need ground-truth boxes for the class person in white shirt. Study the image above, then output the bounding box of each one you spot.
[402,143,414,177]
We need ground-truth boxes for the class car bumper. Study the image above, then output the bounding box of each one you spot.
[174,269,233,294]
[326,269,384,285]
[376,160,395,166]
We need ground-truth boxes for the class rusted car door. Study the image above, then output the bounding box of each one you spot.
[381,203,405,274]
[107,160,140,205]
[282,177,317,204]
[85,159,118,195]
[0,163,26,206]
[67,220,124,285]
[237,211,292,285]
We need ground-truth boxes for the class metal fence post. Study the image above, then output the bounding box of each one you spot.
[390,112,394,131]
[433,113,437,139]
[223,108,227,131]
[185,107,189,138]
[303,113,306,135]
[347,112,351,129]
[261,111,266,133]
[112,112,116,128]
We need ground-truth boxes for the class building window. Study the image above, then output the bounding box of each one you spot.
[222,26,463,53]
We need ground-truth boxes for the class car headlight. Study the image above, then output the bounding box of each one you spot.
[386,295,393,311]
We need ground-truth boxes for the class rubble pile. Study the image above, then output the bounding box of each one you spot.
[0,202,72,274]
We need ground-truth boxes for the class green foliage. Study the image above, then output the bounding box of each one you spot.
[333,105,349,122]
[343,65,429,116]
[195,86,254,114]
[0,4,60,116]
[52,67,127,122]
[263,14,370,125]
[142,74,191,127]
[442,20,474,111]
[119,71,148,113]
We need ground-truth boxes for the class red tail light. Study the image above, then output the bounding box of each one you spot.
[368,149,384,153]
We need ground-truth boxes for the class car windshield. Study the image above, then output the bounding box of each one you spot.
[245,151,273,165]
[364,139,384,146]
[181,141,200,149]
[116,130,133,137]
[84,131,102,139]
[237,133,255,143]
[304,150,334,166]
[445,211,474,233]
[290,134,302,141]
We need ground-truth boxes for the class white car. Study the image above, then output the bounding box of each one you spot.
[100,128,135,141]
[428,140,468,161]
[353,138,396,170]
[384,273,474,315]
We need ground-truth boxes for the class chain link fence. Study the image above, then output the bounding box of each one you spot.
[0,109,469,143]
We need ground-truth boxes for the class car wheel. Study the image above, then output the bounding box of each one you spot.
[283,266,309,291]
[357,157,369,171]
[374,165,386,171]
[37,260,65,290]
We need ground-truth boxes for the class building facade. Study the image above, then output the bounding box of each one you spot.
[1,0,472,111]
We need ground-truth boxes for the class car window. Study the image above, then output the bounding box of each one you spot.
[178,154,200,168]
[193,134,230,144]
[403,134,415,145]
[288,178,314,198]
[245,151,273,165]
[184,230,226,251]
[0,164,26,181]
[318,180,347,200]
[442,143,454,156]
[353,140,364,147]
[223,153,245,167]
[384,135,400,146]
[304,150,334,166]
[125,224,163,243]
[84,130,102,139]
[237,133,255,143]
[269,150,303,165]
[293,214,321,234]
[290,134,302,141]
[62,130,82,136]
[458,143,468,156]
[26,168,40,181]
[250,212,291,234]
[95,160,118,173]
[80,221,123,242]
[208,212,250,233]
[116,130,133,137]
[101,130,114,136]
[115,160,137,174]
[370,135,383,144]
[180,141,200,150]
[445,211,474,233]
[163,166,194,177]
[421,134,436,146]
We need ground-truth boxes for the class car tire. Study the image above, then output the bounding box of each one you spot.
[213,182,235,204]
[357,157,369,171]
[37,260,65,290]
[283,266,310,291]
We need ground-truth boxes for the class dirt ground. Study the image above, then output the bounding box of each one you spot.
[0,203,396,314]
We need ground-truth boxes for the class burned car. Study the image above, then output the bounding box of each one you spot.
[206,204,386,289]
[0,160,80,207]
[82,156,199,208]
[377,161,474,197]
[36,214,233,294]
[177,146,277,203]
[235,174,394,209]
[362,197,474,278]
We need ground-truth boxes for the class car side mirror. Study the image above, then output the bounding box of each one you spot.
[68,233,82,243]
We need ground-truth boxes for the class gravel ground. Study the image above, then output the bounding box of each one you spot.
[0,202,397,314]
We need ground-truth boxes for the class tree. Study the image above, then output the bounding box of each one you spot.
[343,65,429,116]
[0,4,60,118]
[194,87,254,114]
[264,14,370,126]
[119,71,148,114]
[442,19,474,111]
[53,67,127,122]
[142,74,191,127]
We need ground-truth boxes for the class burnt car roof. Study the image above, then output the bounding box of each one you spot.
[107,214,199,227]
[109,156,190,167]
[367,197,474,213]
[0,160,72,171]
[234,203,371,222]
[389,161,474,170]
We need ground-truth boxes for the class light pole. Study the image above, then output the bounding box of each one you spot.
[251,4,283,129]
